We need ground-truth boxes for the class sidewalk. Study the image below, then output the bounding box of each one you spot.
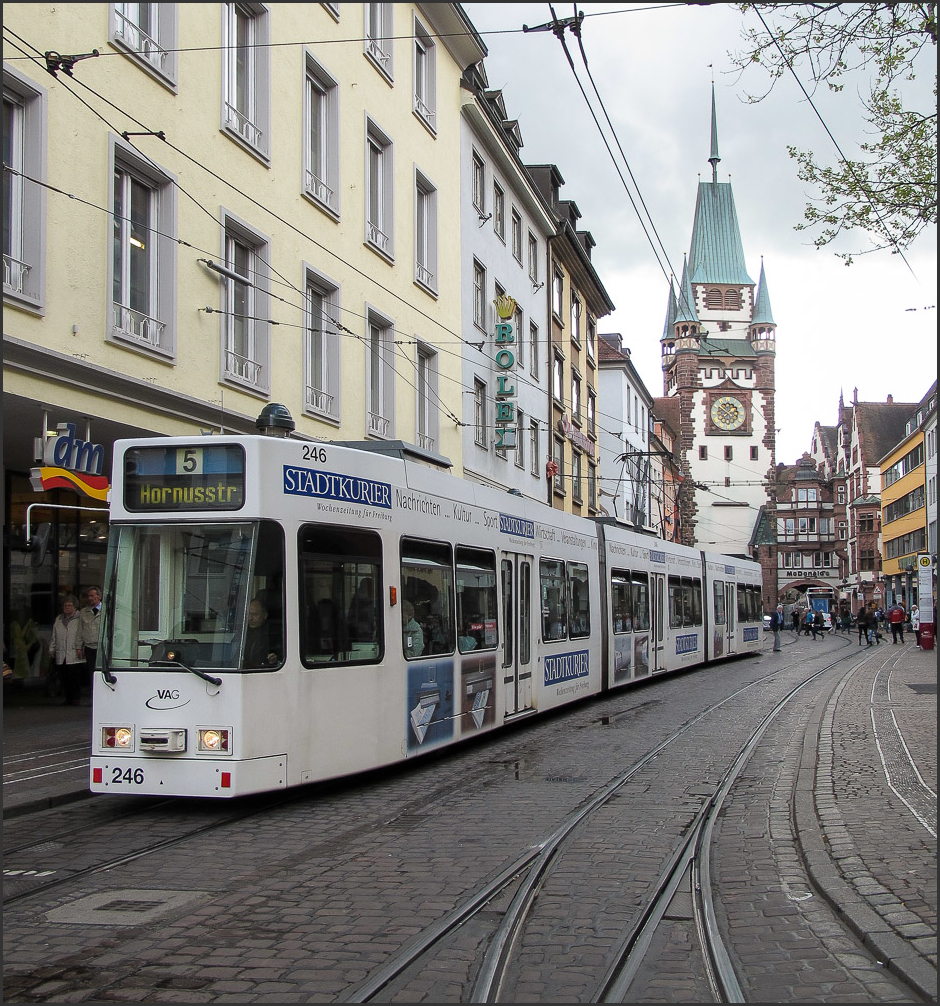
[2,682,93,817]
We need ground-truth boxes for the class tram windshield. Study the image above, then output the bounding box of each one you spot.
[102,521,285,672]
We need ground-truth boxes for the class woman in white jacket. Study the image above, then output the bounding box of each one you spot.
[911,604,921,648]
[50,595,84,705]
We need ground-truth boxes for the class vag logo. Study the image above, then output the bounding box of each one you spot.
[146,689,190,710]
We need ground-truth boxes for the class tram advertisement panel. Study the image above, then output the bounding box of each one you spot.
[124,445,245,511]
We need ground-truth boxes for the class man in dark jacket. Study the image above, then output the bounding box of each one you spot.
[770,604,784,651]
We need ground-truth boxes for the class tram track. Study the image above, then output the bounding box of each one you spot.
[341,634,867,1003]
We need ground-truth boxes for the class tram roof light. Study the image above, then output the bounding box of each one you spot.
[256,403,295,437]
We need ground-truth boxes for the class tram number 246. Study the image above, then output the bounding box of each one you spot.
[112,767,145,785]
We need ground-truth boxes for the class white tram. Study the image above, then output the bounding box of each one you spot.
[90,428,762,798]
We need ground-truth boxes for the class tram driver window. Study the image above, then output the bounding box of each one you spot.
[400,538,455,658]
[299,525,383,667]
[540,559,567,641]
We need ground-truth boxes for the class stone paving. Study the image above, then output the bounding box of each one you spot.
[2,635,936,1002]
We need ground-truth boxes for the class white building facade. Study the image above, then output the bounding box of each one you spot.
[459,64,555,498]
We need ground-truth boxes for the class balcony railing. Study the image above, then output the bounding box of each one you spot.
[3,254,30,295]
[305,386,334,415]
[305,169,334,207]
[368,411,390,437]
[415,261,434,288]
[224,103,263,148]
[367,220,390,254]
[366,38,391,72]
[113,302,167,350]
[225,350,263,385]
[417,432,435,452]
[114,11,168,69]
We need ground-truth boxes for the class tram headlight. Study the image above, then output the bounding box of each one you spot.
[103,726,133,749]
[197,728,231,754]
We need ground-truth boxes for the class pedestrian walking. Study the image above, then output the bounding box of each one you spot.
[803,609,814,636]
[791,609,800,632]
[911,604,921,647]
[81,586,102,684]
[50,595,84,705]
[813,609,824,639]
[888,603,906,643]
[770,604,784,652]
[857,607,869,646]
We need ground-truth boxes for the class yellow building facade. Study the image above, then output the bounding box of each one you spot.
[3,3,484,671]
[880,418,928,606]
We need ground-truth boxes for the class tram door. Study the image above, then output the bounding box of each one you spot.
[650,572,667,672]
[500,554,534,716]
[725,583,737,654]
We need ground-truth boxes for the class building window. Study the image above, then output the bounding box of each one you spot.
[412,16,436,130]
[725,289,741,309]
[510,306,523,371]
[724,446,733,461]
[366,309,395,438]
[473,378,487,448]
[110,142,177,358]
[530,419,540,477]
[493,181,505,240]
[414,169,437,293]
[304,268,340,420]
[111,3,178,86]
[472,260,486,330]
[220,215,269,392]
[588,462,597,510]
[365,118,393,258]
[553,436,565,495]
[519,406,527,468]
[3,69,46,310]
[699,446,708,460]
[571,371,581,424]
[416,342,438,452]
[570,294,582,345]
[586,315,596,362]
[571,451,582,503]
[511,208,522,262]
[529,321,539,380]
[858,512,876,534]
[221,3,270,159]
[553,353,564,405]
[837,485,845,505]
[587,389,596,438]
[552,264,564,319]
[750,445,759,461]
[528,232,538,283]
[471,152,485,214]
[364,3,393,80]
[304,55,339,215]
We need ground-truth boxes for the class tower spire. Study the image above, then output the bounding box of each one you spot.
[709,83,720,184]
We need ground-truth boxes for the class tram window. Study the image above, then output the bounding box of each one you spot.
[737,586,747,623]
[691,579,702,626]
[680,577,696,627]
[519,561,531,665]
[401,538,455,658]
[714,581,726,625]
[611,570,633,633]
[632,573,650,631]
[299,526,383,668]
[457,547,498,653]
[568,563,590,638]
[668,576,683,629]
[500,560,513,667]
[244,521,285,668]
[540,559,567,641]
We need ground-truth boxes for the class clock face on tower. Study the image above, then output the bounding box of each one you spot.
[710,395,746,431]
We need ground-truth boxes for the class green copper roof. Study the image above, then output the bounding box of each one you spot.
[698,337,757,357]
[674,256,700,324]
[688,181,755,286]
[661,279,677,339]
[751,260,775,325]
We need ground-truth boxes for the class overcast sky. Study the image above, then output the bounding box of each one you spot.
[461,2,938,464]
